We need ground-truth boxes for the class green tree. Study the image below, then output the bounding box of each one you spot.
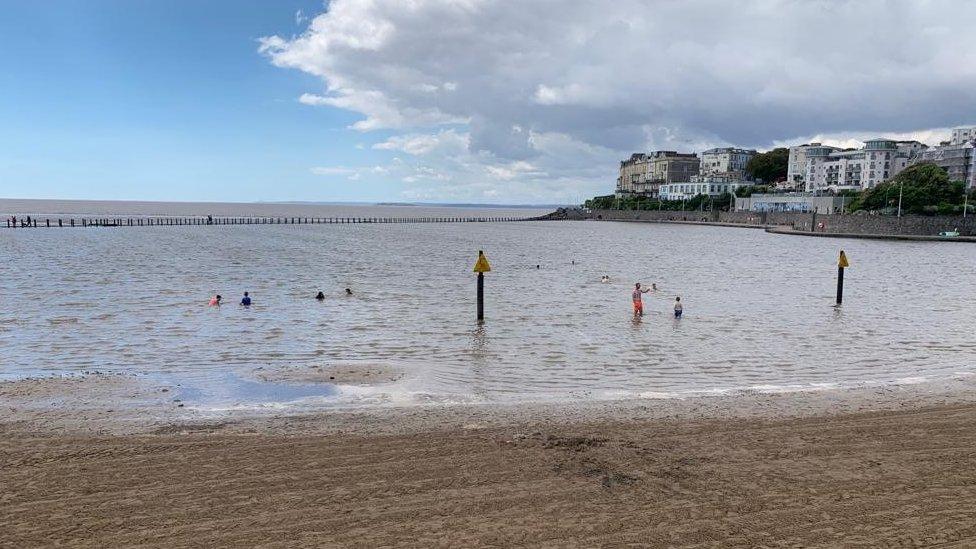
[733,185,772,198]
[745,148,789,183]
[856,163,964,215]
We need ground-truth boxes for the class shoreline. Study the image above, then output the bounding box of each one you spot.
[3,370,976,436]
[4,377,976,546]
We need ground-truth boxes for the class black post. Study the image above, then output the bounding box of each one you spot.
[477,272,484,322]
[836,266,844,305]
[836,250,848,305]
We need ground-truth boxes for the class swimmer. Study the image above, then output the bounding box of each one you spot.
[652,283,657,291]
[208,294,222,307]
[632,283,650,317]
[345,288,353,296]
[240,292,251,307]
[674,296,683,318]
[601,275,610,283]
[536,265,540,269]
[315,291,325,301]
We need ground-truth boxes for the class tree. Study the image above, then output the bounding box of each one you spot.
[745,148,789,183]
[856,163,964,214]
[734,185,772,198]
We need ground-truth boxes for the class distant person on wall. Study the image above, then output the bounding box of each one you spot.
[632,283,651,318]
[209,295,222,307]
[674,296,683,318]
[240,292,251,307]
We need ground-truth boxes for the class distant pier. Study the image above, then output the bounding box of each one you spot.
[4,213,560,229]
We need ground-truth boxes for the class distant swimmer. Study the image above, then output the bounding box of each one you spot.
[601,275,611,283]
[240,292,251,307]
[536,265,540,269]
[209,294,222,307]
[315,291,325,301]
[652,283,658,291]
[632,283,650,317]
[345,288,353,296]
[674,296,683,318]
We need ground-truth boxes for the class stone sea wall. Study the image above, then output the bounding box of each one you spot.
[588,209,976,237]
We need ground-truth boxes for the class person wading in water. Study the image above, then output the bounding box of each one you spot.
[632,283,651,318]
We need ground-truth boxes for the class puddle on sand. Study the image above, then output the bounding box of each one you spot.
[176,372,339,407]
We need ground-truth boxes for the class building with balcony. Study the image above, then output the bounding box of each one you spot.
[615,153,651,195]
[912,127,976,188]
[646,151,700,196]
[616,151,700,197]
[805,138,913,192]
[700,147,757,179]
[787,143,837,189]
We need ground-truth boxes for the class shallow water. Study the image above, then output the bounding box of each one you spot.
[3,204,976,406]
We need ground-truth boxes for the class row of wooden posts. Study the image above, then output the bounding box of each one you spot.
[5,215,546,228]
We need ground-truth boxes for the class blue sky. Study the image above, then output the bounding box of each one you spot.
[2,1,974,204]
[0,1,407,203]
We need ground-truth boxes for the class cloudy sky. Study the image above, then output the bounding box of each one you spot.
[2,1,975,204]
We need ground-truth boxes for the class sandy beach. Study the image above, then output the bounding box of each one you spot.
[3,374,976,547]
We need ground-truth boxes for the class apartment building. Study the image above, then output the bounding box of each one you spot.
[787,143,836,189]
[805,138,913,192]
[699,147,757,178]
[616,151,700,197]
[648,151,700,187]
[615,153,651,195]
[912,126,976,188]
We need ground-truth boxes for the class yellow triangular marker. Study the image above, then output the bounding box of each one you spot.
[473,251,491,273]
[838,251,849,268]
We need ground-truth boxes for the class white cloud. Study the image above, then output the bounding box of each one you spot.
[310,166,357,176]
[264,0,976,201]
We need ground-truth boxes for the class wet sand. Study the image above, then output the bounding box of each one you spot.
[3,375,976,547]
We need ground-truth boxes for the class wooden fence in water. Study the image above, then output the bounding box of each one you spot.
[4,214,554,229]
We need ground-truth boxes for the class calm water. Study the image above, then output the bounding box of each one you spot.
[3,202,976,406]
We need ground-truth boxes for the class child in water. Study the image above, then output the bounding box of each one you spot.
[673,296,683,318]
[208,295,222,307]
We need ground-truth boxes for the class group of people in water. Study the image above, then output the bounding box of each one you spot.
[599,274,683,319]
[208,288,353,307]
[630,282,682,319]
[205,272,681,320]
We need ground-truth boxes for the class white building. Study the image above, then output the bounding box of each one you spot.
[951,126,976,144]
[787,143,837,189]
[735,193,847,213]
[911,126,976,189]
[659,178,750,201]
[699,147,757,178]
[805,138,913,192]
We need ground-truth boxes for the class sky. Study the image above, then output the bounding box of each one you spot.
[2,1,975,204]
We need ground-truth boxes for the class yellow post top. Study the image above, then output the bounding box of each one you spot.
[838,250,849,268]
[473,250,492,273]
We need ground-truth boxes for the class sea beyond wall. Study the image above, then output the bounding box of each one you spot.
[587,208,976,237]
